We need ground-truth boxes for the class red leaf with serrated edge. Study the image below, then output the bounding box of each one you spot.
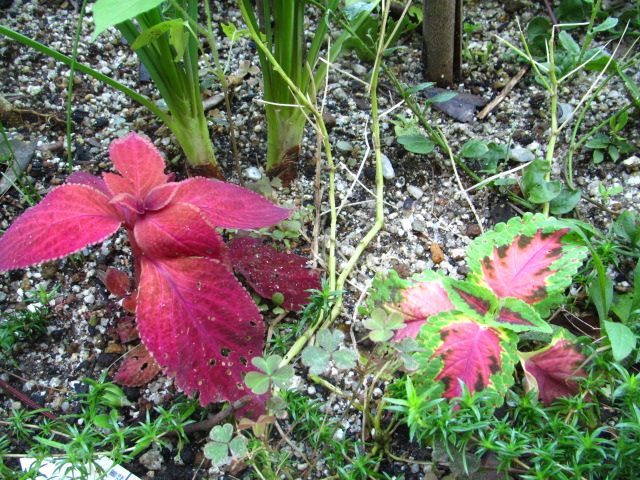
[100,267,131,298]
[116,316,139,343]
[0,185,121,272]
[108,133,168,198]
[433,321,503,398]
[229,237,321,311]
[134,203,227,260]
[114,344,161,387]
[103,172,135,198]
[67,172,110,196]
[136,256,264,406]
[144,182,180,211]
[395,280,454,340]
[522,339,586,405]
[172,178,290,229]
[480,229,568,305]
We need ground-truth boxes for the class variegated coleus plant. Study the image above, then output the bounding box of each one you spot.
[370,214,590,406]
[0,133,320,412]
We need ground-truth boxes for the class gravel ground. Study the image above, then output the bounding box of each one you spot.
[0,0,638,478]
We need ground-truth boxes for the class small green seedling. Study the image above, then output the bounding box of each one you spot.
[301,329,357,375]
[204,424,248,467]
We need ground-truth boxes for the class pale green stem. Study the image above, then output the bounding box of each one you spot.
[280,3,388,365]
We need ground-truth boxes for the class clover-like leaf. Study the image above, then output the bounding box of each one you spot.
[244,354,294,395]
[301,345,331,375]
[333,349,357,370]
[363,307,406,342]
[204,424,248,467]
[302,329,356,374]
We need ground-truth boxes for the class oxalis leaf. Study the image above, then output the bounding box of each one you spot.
[520,333,586,405]
[301,329,357,374]
[204,424,248,467]
[466,213,588,318]
[244,354,294,395]
[412,312,518,403]
[363,307,405,342]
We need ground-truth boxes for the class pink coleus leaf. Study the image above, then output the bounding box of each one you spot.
[66,172,110,196]
[394,271,454,340]
[114,344,161,387]
[229,237,321,311]
[467,214,588,317]
[520,336,586,405]
[143,182,180,211]
[108,133,168,198]
[136,256,264,406]
[99,267,131,298]
[0,185,121,271]
[134,203,227,260]
[171,178,290,229]
[413,312,517,401]
[103,172,135,198]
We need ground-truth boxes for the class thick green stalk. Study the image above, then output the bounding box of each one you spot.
[118,11,220,174]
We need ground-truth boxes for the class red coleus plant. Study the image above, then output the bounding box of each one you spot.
[0,133,319,409]
[371,214,589,405]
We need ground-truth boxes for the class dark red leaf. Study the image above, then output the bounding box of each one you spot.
[522,339,586,405]
[116,316,139,343]
[136,256,264,406]
[229,237,321,311]
[100,267,131,298]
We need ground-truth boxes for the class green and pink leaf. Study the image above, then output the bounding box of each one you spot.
[466,213,588,317]
[413,312,517,402]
